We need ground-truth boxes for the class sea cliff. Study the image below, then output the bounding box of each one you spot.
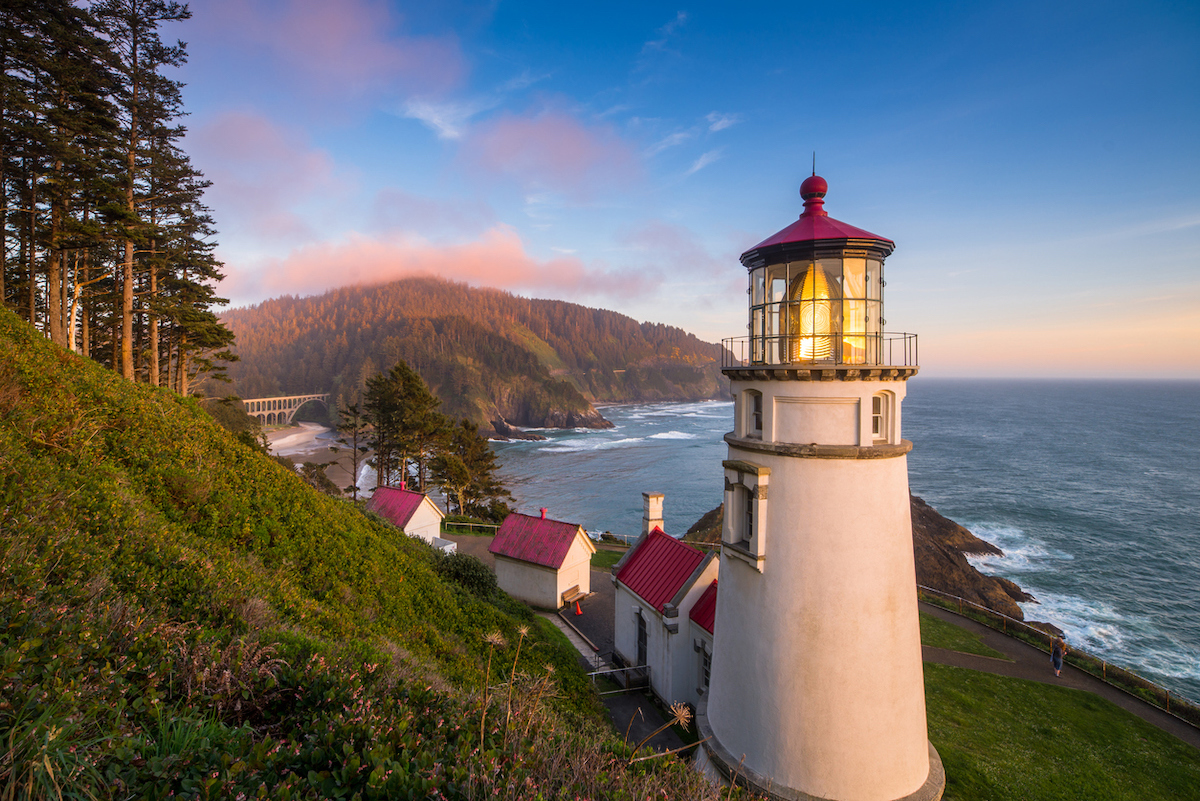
[683,495,1035,620]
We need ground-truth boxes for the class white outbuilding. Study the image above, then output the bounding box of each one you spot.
[489,510,595,609]
[367,485,455,552]
[611,527,718,710]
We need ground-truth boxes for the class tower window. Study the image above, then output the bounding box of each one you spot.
[746,390,763,438]
[702,647,711,689]
[741,486,754,545]
[872,392,892,444]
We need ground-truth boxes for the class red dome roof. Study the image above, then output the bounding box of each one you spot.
[743,175,893,256]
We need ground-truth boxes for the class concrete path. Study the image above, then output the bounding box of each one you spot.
[919,602,1200,750]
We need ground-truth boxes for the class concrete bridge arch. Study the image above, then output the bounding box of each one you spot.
[242,394,330,426]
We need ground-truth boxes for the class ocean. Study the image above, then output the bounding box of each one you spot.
[492,381,1200,704]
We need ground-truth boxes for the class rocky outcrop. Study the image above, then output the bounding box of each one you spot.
[683,495,1035,621]
[910,494,1034,621]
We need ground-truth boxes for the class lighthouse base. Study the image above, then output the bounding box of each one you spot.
[695,698,946,801]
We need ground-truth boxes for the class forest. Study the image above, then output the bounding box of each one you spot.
[221,276,729,433]
[1,1,231,394]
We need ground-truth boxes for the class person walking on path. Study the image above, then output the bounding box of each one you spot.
[1052,637,1067,677]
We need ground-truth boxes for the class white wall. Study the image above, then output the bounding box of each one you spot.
[556,535,593,601]
[404,497,444,545]
[494,556,560,609]
[708,378,930,801]
[612,556,718,710]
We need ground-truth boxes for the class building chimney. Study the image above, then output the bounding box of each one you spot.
[642,492,664,536]
[540,507,547,519]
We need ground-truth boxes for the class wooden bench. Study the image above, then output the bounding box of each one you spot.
[562,585,586,606]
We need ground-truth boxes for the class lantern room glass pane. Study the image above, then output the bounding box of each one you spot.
[867,259,881,301]
[842,258,867,363]
[788,260,842,362]
[752,268,766,306]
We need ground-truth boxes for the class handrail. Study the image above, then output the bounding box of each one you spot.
[722,332,918,369]
[917,585,1200,728]
[440,520,499,535]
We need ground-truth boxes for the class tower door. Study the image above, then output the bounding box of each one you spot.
[636,611,647,666]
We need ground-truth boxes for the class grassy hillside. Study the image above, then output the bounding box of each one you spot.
[0,308,727,799]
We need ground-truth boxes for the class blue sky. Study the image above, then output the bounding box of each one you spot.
[175,0,1199,377]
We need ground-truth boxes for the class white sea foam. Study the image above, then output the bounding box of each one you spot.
[649,431,695,440]
[1018,589,1200,684]
[542,437,645,453]
[964,523,1074,574]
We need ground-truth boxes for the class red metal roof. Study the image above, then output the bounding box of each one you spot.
[616,528,706,613]
[367,485,428,529]
[689,580,718,634]
[488,512,586,569]
[743,175,893,255]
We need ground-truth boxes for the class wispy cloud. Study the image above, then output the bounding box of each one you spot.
[686,149,722,176]
[189,111,350,245]
[646,131,693,157]
[403,97,497,140]
[193,0,465,102]
[706,112,740,131]
[463,111,641,198]
[642,11,689,55]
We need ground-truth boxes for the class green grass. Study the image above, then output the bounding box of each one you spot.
[926,663,1200,800]
[920,612,1007,658]
[591,549,625,570]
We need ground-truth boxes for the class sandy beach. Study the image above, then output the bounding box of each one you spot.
[267,423,368,495]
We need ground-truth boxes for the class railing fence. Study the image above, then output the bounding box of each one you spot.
[918,585,1200,728]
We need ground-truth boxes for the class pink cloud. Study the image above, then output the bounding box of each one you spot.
[222,226,657,304]
[368,188,495,237]
[463,112,641,197]
[193,0,464,100]
[189,111,348,245]
[618,220,729,279]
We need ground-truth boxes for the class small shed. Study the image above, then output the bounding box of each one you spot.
[368,485,455,552]
[489,510,595,609]
[611,528,718,708]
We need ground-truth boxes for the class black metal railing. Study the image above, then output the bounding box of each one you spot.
[918,585,1200,727]
[722,332,918,369]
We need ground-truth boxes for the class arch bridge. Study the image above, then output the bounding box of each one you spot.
[242,394,330,426]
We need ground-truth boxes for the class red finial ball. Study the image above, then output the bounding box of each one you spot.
[800,174,828,200]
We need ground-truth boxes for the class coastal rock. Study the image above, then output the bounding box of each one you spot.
[682,495,1035,621]
[489,418,547,441]
[910,496,1033,622]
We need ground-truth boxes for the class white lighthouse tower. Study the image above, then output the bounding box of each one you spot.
[697,175,944,801]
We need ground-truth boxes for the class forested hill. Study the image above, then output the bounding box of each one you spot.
[221,277,728,432]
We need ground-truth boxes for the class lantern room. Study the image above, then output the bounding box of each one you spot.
[737,175,909,367]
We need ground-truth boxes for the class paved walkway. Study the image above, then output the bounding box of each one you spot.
[919,602,1200,750]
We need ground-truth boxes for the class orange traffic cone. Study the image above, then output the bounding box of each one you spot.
[575,600,582,616]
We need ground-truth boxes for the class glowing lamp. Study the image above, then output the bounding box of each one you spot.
[741,174,895,365]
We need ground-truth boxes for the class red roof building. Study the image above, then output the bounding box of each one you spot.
[611,527,719,709]
[367,485,445,546]
[689,580,718,635]
[489,512,587,569]
[615,528,706,613]
[489,511,596,609]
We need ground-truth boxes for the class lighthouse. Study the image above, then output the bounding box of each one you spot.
[697,175,944,801]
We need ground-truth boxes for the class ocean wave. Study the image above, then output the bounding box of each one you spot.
[963,523,1075,574]
[542,437,645,453]
[649,431,696,440]
[1019,590,1200,685]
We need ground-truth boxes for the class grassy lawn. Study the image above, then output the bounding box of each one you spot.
[927,663,1200,800]
[591,549,625,570]
[920,612,1006,659]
